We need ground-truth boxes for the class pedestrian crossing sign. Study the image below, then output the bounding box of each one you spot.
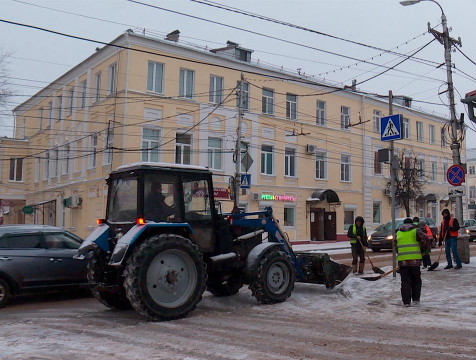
[380,114,402,141]
[240,174,251,189]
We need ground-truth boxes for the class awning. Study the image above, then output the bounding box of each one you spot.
[307,189,340,203]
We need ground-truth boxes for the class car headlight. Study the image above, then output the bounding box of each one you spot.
[368,235,372,241]
[466,229,470,234]
[386,235,394,240]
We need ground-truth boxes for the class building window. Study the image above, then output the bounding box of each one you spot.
[67,87,74,115]
[147,61,164,94]
[88,134,98,169]
[44,152,50,180]
[430,161,437,182]
[80,80,87,109]
[57,95,63,121]
[469,166,475,175]
[402,118,410,139]
[262,88,274,115]
[141,127,160,162]
[94,72,101,102]
[374,150,382,175]
[51,148,59,178]
[107,63,116,95]
[316,100,326,126]
[20,118,25,138]
[470,186,476,199]
[373,201,381,224]
[38,107,43,130]
[179,68,194,99]
[340,154,351,182]
[284,206,295,227]
[429,124,435,144]
[62,145,70,175]
[441,128,447,147]
[261,144,273,175]
[236,81,249,110]
[315,151,327,180]
[209,75,224,104]
[341,106,350,129]
[416,121,424,142]
[442,162,449,183]
[103,128,114,165]
[284,147,296,177]
[416,158,425,180]
[344,210,355,231]
[373,110,382,132]
[9,158,23,182]
[286,94,297,120]
[175,133,192,165]
[208,138,222,170]
[34,158,40,183]
[47,101,53,128]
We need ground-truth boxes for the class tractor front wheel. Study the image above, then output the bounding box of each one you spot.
[250,250,295,304]
[124,234,206,321]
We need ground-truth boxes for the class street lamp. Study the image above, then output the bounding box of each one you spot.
[400,0,464,225]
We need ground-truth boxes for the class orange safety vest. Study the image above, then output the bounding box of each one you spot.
[425,225,432,238]
[441,217,458,238]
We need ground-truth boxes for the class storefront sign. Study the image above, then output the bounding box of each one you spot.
[261,194,295,202]
[214,188,230,199]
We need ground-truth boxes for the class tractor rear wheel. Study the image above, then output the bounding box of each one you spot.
[87,248,132,310]
[124,234,206,321]
[207,276,243,297]
[250,250,295,304]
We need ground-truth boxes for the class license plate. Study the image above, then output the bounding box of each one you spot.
[372,241,380,245]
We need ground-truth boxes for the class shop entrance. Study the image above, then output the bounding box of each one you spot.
[310,208,336,241]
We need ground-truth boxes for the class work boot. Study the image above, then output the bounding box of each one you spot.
[352,265,357,274]
[454,265,462,269]
[444,265,453,269]
[358,263,365,274]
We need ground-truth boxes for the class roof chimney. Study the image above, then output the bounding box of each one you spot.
[165,30,180,42]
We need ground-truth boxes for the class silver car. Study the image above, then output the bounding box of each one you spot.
[0,225,89,308]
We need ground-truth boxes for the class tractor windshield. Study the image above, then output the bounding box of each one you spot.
[107,178,138,222]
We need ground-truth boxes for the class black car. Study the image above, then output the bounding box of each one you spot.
[368,217,437,252]
[0,225,89,307]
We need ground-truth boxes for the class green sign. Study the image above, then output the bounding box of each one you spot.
[22,205,34,214]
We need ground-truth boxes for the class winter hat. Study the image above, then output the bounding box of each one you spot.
[355,216,365,224]
[404,218,413,224]
[442,209,450,217]
[413,216,420,223]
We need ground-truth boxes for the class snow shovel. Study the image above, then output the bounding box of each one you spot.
[428,231,447,271]
[357,237,384,274]
[361,267,399,281]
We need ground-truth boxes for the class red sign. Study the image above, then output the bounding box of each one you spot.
[447,165,465,186]
[213,188,230,199]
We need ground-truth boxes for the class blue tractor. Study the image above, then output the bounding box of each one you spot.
[76,163,351,320]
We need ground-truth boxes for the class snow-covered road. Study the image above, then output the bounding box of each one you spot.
[1,258,475,359]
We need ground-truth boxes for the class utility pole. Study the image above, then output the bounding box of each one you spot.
[389,90,397,277]
[233,72,245,212]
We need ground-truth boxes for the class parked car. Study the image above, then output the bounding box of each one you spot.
[463,219,476,241]
[368,217,437,252]
[0,225,89,308]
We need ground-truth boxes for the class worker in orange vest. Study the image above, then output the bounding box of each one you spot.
[439,209,462,269]
[413,217,432,268]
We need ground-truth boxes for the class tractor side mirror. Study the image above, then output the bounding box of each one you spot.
[215,200,222,215]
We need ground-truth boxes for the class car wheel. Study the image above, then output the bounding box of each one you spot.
[0,278,11,308]
[124,234,207,321]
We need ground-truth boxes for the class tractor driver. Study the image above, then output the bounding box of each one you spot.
[145,180,176,222]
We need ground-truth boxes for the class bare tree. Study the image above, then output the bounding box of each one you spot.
[0,50,12,111]
[387,151,426,217]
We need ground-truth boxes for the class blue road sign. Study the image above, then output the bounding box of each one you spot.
[240,174,251,189]
[380,114,402,141]
[447,164,465,186]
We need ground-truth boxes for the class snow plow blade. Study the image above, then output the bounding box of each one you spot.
[295,252,352,289]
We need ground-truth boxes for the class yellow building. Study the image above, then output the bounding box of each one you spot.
[4,31,463,242]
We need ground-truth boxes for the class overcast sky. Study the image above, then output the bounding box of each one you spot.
[1,0,475,152]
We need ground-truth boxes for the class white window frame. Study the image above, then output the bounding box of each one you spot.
[441,128,447,147]
[179,68,195,99]
[262,88,274,115]
[47,101,53,128]
[416,156,425,180]
[442,160,449,183]
[80,80,87,109]
[430,160,437,182]
[103,128,114,165]
[67,87,74,116]
[94,72,101,102]
[469,165,475,175]
[316,100,326,126]
[34,157,40,183]
[57,95,63,122]
[207,137,222,170]
[373,110,382,133]
[209,75,224,104]
[416,121,424,142]
[175,132,192,165]
[374,148,383,175]
[429,124,435,144]
[141,126,160,163]
[344,209,355,231]
[284,146,297,177]
[38,107,43,130]
[62,145,70,175]
[147,61,164,94]
[402,118,410,139]
[260,144,274,175]
[286,93,297,120]
[88,134,98,169]
[9,158,23,182]
[373,201,382,224]
[340,153,351,182]
[107,63,117,95]
[315,151,327,180]
[341,106,350,130]
[51,148,59,178]
[284,206,296,227]
[43,151,50,180]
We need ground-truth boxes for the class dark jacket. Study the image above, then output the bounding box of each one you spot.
[396,223,430,267]
[347,217,369,248]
